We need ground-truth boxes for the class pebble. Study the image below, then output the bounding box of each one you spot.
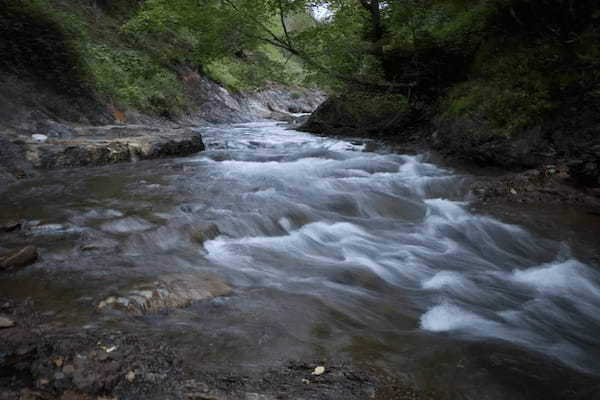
[32,134,48,142]
[311,366,325,376]
[63,364,75,374]
[0,316,15,328]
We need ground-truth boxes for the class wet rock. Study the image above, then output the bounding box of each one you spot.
[0,315,15,328]
[35,120,75,139]
[245,394,276,400]
[59,390,93,400]
[190,223,221,244]
[28,224,78,237]
[80,240,119,252]
[97,273,232,315]
[32,134,48,143]
[37,378,50,387]
[126,370,136,383]
[72,371,99,391]
[100,217,153,234]
[0,136,36,182]
[63,365,76,374]
[19,389,47,400]
[28,126,205,169]
[0,220,21,232]
[312,366,326,376]
[0,245,38,270]
[266,110,295,123]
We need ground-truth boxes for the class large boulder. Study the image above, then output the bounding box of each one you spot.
[23,126,205,169]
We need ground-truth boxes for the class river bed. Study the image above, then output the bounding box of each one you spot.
[1,122,599,399]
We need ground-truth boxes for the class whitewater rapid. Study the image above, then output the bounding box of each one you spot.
[2,121,599,383]
[195,122,600,375]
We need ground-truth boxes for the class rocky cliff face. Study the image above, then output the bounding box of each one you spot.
[178,72,325,125]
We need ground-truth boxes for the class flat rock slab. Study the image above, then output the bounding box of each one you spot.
[98,273,232,316]
[0,245,38,271]
[22,126,204,169]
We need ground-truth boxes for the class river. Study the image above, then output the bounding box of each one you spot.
[1,121,599,398]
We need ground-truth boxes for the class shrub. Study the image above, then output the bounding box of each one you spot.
[86,45,187,117]
[0,0,92,96]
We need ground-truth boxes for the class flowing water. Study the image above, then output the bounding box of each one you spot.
[1,122,600,398]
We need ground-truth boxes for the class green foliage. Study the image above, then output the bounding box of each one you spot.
[445,79,554,133]
[86,45,186,117]
[122,0,310,91]
[440,1,599,133]
[4,0,597,129]
[0,0,314,118]
[445,40,559,131]
[206,47,307,92]
[332,92,410,127]
[0,0,92,96]
[295,2,386,89]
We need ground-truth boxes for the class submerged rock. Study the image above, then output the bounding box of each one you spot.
[0,245,38,271]
[190,223,221,244]
[97,273,232,315]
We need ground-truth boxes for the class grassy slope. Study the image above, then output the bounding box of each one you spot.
[0,0,310,125]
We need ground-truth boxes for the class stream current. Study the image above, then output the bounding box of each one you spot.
[1,122,600,397]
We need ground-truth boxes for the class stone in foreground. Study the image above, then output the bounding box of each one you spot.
[97,273,232,315]
[0,245,38,271]
[0,316,15,328]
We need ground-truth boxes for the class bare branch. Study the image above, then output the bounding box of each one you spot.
[277,0,292,47]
